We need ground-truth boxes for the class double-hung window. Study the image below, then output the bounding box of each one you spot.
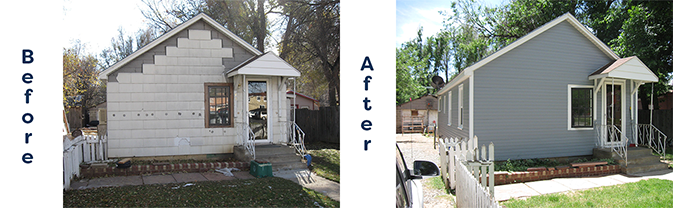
[568,85,593,129]
[205,83,233,128]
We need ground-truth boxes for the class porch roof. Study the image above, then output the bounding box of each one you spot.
[588,56,658,83]
[226,52,300,77]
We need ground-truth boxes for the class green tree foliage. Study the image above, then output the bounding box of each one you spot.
[396,28,434,104]
[610,1,673,108]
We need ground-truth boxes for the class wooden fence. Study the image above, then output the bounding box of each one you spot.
[294,106,339,144]
[63,133,108,190]
[639,109,672,146]
[439,136,499,207]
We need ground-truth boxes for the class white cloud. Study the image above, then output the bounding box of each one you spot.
[396,4,452,48]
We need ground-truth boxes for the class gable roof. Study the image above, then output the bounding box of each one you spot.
[589,56,658,82]
[287,90,319,103]
[397,95,438,110]
[437,13,620,95]
[226,52,300,77]
[98,13,262,80]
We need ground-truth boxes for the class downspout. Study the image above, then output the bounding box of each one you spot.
[650,82,654,125]
[244,75,247,128]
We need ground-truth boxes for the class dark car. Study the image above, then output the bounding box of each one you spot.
[396,144,440,208]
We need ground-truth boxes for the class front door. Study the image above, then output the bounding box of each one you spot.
[603,80,625,146]
[248,80,270,143]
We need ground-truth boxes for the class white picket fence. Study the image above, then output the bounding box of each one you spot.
[439,136,499,208]
[63,133,108,190]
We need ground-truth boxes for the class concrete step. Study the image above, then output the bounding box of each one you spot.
[234,145,304,170]
[256,154,303,164]
[271,161,309,171]
[616,155,661,166]
[594,147,657,160]
[254,145,298,155]
[625,147,656,157]
[623,162,670,175]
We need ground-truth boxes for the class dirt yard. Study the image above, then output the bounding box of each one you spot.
[397,133,454,208]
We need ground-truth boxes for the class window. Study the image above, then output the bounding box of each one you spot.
[448,91,452,126]
[458,84,464,129]
[205,83,233,128]
[411,110,418,116]
[568,85,593,129]
[438,97,442,112]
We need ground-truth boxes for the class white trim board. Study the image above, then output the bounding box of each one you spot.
[567,84,595,131]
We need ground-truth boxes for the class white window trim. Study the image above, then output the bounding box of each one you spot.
[567,84,594,130]
[458,84,464,130]
[438,96,442,112]
[448,91,452,126]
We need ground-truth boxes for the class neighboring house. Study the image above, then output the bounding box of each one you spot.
[396,95,438,133]
[435,13,658,160]
[638,90,673,110]
[98,14,300,158]
[287,90,320,110]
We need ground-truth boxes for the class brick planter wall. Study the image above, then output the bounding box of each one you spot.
[492,165,622,185]
[81,162,249,178]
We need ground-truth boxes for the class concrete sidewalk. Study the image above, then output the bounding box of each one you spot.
[274,169,341,201]
[495,169,673,201]
[69,168,340,202]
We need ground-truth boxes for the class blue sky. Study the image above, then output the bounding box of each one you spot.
[396,0,506,48]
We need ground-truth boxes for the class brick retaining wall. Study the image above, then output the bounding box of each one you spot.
[492,165,622,185]
[81,162,249,178]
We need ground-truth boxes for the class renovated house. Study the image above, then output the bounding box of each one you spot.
[435,13,665,170]
[98,14,302,160]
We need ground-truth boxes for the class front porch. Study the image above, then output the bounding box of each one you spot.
[588,56,667,174]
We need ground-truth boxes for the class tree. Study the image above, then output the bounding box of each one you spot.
[140,0,280,52]
[610,1,673,109]
[63,41,105,124]
[278,0,340,107]
[99,27,158,69]
[396,28,434,104]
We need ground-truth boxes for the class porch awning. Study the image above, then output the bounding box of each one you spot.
[588,56,658,83]
[226,52,300,77]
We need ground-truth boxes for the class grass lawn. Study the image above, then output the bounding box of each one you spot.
[306,142,340,183]
[502,178,673,208]
[63,177,339,207]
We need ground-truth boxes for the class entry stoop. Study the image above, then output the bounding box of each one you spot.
[594,147,669,175]
[234,145,307,171]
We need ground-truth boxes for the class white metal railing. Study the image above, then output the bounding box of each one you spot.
[439,136,498,207]
[596,124,628,166]
[636,124,668,159]
[237,123,256,160]
[288,121,307,157]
